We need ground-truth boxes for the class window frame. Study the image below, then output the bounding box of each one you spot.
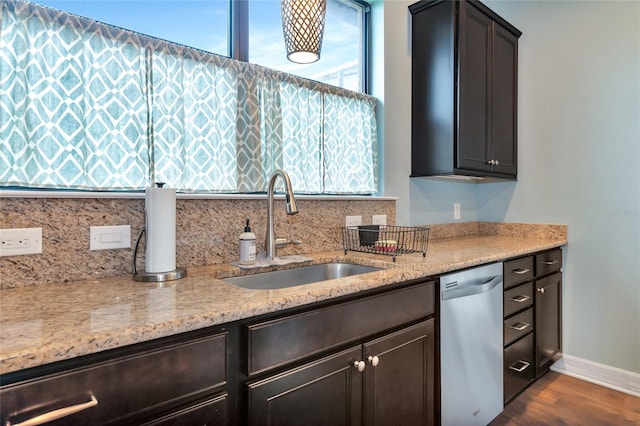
[230,0,371,94]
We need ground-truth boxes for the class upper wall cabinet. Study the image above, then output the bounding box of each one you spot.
[409,0,522,180]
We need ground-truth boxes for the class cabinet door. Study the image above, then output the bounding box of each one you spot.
[490,23,518,176]
[247,347,362,426]
[535,272,562,377]
[363,320,435,426]
[457,1,492,173]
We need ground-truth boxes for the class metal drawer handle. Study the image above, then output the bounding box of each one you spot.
[509,322,530,331]
[512,268,530,275]
[511,295,530,303]
[543,260,558,265]
[10,395,98,426]
[508,360,530,373]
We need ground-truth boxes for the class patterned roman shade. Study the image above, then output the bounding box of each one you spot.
[0,0,378,194]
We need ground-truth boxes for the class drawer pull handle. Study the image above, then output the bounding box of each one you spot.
[511,295,530,303]
[354,360,366,372]
[512,268,530,275]
[508,360,530,373]
[368,355,380,367]
[10,395,98,426]
[543,260,558,265]
[509,322,530,331]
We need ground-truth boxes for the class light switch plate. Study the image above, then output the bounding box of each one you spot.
[345,215,362,228]
[372,215,387,226]
[0,228,42,256]
[90,225,131,250]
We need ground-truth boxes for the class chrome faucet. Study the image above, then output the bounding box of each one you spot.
[265,169,298,260]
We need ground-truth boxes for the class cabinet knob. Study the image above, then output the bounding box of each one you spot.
[487,160,494,165]
[537,287,545,294]
[368,355,380,367]
[495,160,499,166]
[354,360,366,372]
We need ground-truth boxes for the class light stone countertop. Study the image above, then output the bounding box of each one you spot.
[0,233,567,376]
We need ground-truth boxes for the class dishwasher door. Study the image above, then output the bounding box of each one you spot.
[440,262,504,426]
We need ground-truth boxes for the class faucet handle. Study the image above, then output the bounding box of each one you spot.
[275,238,303,248]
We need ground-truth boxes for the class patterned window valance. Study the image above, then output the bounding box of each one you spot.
[0,0,378,194]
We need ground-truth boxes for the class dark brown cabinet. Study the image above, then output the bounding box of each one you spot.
[247,321,435,426]
[409,0,521,180]
[245,281,436,426]
[0,328,230,426]
[535,271,562,377]
[363,320,435,426]
[247,346,364,425]
[502,248,563,404]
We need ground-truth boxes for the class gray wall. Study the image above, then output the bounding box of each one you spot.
[382,0,640,373]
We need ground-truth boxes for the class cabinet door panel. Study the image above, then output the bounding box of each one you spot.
[491,23,518,176]
[535,272,562,377]
[457,1,492,173]
[363,320,435,426]
[247,347,362,426]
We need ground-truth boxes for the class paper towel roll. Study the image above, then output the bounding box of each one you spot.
[145,186,176,273]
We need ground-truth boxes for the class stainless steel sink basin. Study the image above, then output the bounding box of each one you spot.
[223,263,382,290]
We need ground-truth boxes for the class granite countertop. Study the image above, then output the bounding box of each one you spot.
[0,232,567,376]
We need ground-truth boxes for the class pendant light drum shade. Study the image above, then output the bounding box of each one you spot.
[281,0,327,64]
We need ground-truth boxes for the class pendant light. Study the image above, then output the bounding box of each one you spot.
[281,0,327,64]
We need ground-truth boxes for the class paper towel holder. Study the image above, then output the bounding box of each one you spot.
[132,227,187,282]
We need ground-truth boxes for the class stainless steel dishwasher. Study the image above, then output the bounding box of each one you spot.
[440,262,504,425]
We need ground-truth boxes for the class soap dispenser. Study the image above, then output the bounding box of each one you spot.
[239,219,256,265]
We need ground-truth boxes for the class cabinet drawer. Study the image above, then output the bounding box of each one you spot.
[504,333,534,403]
[1,332,227,425]
[247,281,435,376]
[536,249,562,277]
[504,308,533,346]
[504,282,533,317]
[504,256,534,289]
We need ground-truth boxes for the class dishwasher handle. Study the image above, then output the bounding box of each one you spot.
[441,275,503,300]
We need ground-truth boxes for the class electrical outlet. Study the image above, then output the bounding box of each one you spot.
[0,228,42,256]
[454,203,461,220]
[90,225,131,250]
[345,215,362,228]
[372,215,387,226]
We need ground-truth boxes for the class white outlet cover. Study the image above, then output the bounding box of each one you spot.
[454,203,461,220]
[90,225,131,250]
[0,228,42,256]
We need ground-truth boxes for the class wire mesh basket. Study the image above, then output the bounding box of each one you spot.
[342,225,430,261]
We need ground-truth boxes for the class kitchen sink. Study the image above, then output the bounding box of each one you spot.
[223,263,383,290]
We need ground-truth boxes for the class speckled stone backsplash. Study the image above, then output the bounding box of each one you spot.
[1,197,395,288]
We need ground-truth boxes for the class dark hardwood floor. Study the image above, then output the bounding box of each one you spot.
[490,372,640,425]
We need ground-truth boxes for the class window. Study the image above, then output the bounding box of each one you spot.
[34,0,369,93]
[248,0,369,92]
[34,1,230,57]
[0,0,378,194]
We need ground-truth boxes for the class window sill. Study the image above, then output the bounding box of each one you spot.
[0,190,397,202]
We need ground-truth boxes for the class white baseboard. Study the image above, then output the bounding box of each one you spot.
[551,354,640,398]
